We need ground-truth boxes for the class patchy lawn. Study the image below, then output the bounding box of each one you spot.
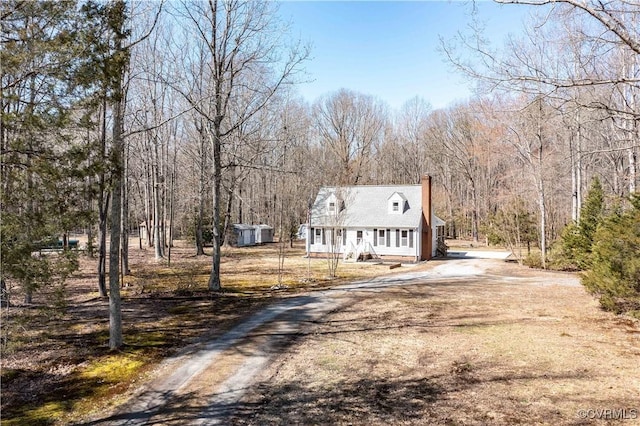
[3,241,640,425]
[0,239,391,425]
[229,259,640,425]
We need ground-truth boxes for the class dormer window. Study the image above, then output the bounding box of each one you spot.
[388,192,408,214]
[327,192,343,215]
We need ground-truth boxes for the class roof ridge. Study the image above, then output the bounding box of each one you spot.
[319,184,421,189]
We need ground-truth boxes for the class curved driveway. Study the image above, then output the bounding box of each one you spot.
[87,253,544,425]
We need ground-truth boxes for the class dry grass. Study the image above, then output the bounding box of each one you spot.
[230,260,640,425]
[0,239,392,425]
[4,240,640,425]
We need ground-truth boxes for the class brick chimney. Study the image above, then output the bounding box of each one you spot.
[421,175,432,261]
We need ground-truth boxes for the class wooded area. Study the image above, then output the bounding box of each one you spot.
[1,0,639,349]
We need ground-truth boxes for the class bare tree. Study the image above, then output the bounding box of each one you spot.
[444,1,639,199]
[313,89,388,185]
[103,0,162,350]
[504,97,561,267]
[171,0,308,290]
[395,96,433,184]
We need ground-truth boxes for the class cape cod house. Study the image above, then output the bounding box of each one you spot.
[307,175,445,262]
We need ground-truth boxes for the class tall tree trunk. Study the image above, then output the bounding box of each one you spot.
[97,99,108,297]
[168,142,177,266]
[109,93,124,350]
[86,198,94,257]
[196,201,205,255]
[536,174,547,268]
[629,146,637,194]
[208,120,223,291]
[153,176,163,259]
[238,183,243,224]
[108,4,126,349]
[153,133,163,259]
[536,101,547,269]
[162,132,169,251]
[121,141,130,275]
[570,113,583,222]
[98,201,108,297]
[470,178,479,243]
[195,123,206,255]
[143,163,152,247]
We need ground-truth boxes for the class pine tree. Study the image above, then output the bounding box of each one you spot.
[556,177,605,270]
[579,177,605,245]
[582,195,640,314]
[1,0,90,304]
[483,197,537,264]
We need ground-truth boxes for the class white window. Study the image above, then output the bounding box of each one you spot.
[327,194,338,214]
[374,229,385,246]
[388,192,406,214]
[401,230,408,247]
[357,230,363,244]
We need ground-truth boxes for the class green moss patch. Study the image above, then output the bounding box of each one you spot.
[81,352,145,386]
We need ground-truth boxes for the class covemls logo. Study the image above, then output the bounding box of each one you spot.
[577,408,638,420]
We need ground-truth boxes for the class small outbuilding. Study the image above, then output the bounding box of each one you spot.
[254,224,274,244]
[297,224,308,240]
[139,221,171,242]
[228,223,274,247]
[230,224,256,247]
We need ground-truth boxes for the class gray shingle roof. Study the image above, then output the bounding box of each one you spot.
[311,185,424,228]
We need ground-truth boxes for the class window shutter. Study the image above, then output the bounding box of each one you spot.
[386,229,390,247]
[322,229,326,245]
[310,228,314,244]
[343,228,347,245]
[373,229,378,246]
[395,229,400,247]
[409,229,414,248]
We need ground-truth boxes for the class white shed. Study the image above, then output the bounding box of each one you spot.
[231,224,256,247]
[254,224,274,244]
[139,221,171,242]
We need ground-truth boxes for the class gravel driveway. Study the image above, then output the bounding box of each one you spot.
[85,256,640,425]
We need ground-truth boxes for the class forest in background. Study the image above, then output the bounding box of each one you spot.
[2,0,639,348]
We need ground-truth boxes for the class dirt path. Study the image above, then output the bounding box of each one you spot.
[85,258,640,425]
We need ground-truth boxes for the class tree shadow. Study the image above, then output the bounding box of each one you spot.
[81,376,443,426]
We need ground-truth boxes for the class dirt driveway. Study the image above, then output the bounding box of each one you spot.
[87,257,640,425]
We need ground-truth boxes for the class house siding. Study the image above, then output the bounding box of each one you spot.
[308,227,419,259]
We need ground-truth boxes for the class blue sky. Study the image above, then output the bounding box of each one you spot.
[278,1,538,111]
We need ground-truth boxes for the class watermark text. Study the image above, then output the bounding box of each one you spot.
[577,408,637,420]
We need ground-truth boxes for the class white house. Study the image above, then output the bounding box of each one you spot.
[307,175,444,262]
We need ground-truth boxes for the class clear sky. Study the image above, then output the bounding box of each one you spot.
[277,1,538,111]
